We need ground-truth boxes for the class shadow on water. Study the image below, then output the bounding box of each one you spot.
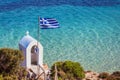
[0,0,120,12]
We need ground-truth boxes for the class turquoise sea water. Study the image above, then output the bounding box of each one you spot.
[0,0,120,72]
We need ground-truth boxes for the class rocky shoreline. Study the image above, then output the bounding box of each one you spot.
[83,71,120,80]
[83,71,99,80]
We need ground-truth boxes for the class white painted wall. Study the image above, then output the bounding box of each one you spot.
[19,33,43,68]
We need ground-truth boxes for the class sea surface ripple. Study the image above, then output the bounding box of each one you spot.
[0,0,120,72]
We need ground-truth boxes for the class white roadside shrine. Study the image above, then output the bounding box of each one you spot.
[18,31,49,80]
[19,31,43,68]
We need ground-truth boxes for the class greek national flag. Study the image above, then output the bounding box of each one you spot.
[40,18,59,29]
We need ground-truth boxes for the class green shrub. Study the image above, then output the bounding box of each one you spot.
[63,61,85,78]
[58,77,62,80]
[112,71,120,77]
[0,48,24,75]
[51,60,85,80]
[106,71,120,80]
[3,75,18,80]
[0,75,3,80]
[98,72,109,79]
[0,48,26,80]
[3,75,13,80]
[106,75,119,80]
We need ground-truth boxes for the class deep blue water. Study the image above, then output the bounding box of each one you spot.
[0,0,120,12]
[0,0,120,72]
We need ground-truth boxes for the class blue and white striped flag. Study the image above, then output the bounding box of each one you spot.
[40,18,59,29]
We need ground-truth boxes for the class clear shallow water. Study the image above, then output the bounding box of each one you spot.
[0,0,120,72]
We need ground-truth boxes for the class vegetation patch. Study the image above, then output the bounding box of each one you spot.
[50,60,85,80]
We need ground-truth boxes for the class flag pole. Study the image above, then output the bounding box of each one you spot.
[37,16,40,75]
[38,16,46,80]
[38,16,40,44]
